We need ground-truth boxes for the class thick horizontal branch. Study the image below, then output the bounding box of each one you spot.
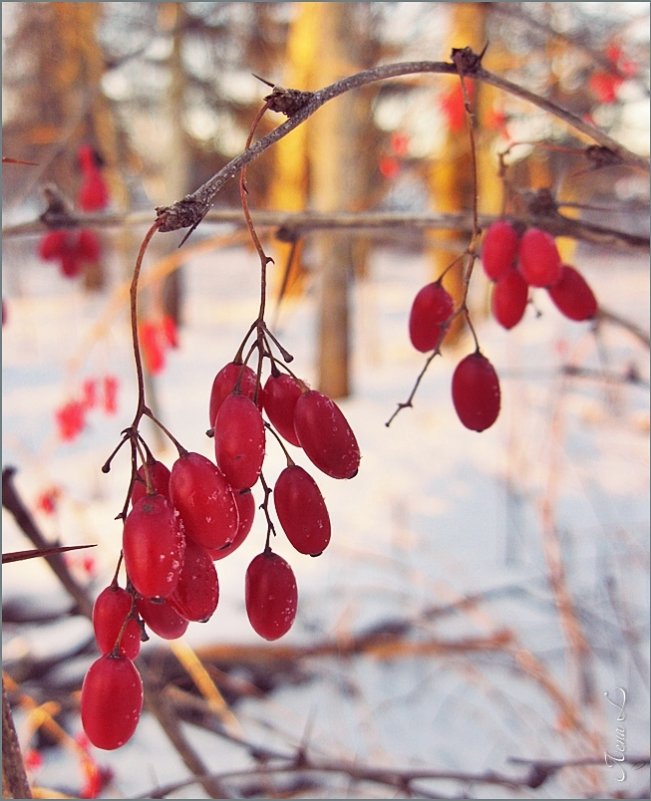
[153,55,649,234]
[4,209,648,251]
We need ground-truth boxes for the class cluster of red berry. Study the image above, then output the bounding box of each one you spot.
[80,360,360,750]
[55,376,119,442]
[38,228,101,279]
[37,145,109,280]
[408,220,598,433]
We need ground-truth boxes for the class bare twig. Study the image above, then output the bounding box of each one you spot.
[153,54,649,235]
[2,467,94,619]
[2,677,32,799]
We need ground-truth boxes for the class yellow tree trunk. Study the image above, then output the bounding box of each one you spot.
[310,4,373,399]
[267,3,322,298]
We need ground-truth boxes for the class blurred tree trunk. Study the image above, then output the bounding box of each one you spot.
[311,4,374,399]
[159,2,190,325]
[268,4,321,298]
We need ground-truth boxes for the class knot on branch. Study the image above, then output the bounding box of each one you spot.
[585,145,623,170]
[451,45,487,74]
[524,188,559,218]
[155,195,208,233]
[39,184,78,229]
[264,85,314,117]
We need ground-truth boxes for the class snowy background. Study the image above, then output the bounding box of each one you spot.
[2,225,649,799]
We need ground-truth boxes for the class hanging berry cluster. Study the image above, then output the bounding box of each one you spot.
[37,145,109,280]
[403,219,598,432]
[80,106,361,751]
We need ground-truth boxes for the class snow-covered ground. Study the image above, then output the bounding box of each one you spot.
[2,228,649,799]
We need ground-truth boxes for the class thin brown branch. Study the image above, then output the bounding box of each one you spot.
[2,467,94,619]
[2,677,32,799]
[4,209,648,250]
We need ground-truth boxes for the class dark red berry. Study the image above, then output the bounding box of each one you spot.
[245,550,298,641]
[169,452,239,551]
[274,466,331,556]
[209,362,261,428]
[481,220,519,281]
[518,228,562,287]
[122,493,185,599]
[214,393,265,490]
[408,282,454,353]
[491,268,528,329]
[169,540,219,622]
[293,391,360,480]
[80,654,143,750]
[92,586,141,659]
[451,352,501,432]
[209,489,255,560]
[547,264,598,321]
[137,597,189,640]
[263,373,303,446]
[131,459,171,505]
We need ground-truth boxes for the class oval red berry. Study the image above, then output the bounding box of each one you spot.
[263,373,303,446]
[518,228,562,287]
[209,362,261,427]
[451,352,501,432]
[214,393,265,490]
[169,540,219,622]
[408,282,454,353]
[169,452,239,550]
[137,597,189,640]
[293,391,360,480]
[92,586,140,659]
[122,494,185,599]
[80,654,143,750]
[245,551,298,641]
[481,220,519,281]
[274,465,331,556]
[491,269,528,329]
[547,264,597,321]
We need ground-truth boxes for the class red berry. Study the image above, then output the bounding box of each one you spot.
[103,375,119,415]
[80,654,143,750]
[78,172,109,212]
[38,230,68,260]
[209,362,261,428]
[491,268,528,329]
[518,228,562,287]
[408,282,454,353]
[122,493,185,598]
[92,586,141,659]
[59,252,83,278]
[169,540,219,622]
[131,459,171,505]
[263,373,303,446]
[451,352,501,432]
[137,597,189,640]
[209,489,255,560]
[293,391,360,480]
[139,321,165,374]
[77,229,101,261]
[169,452,239,550]
[547,264,598,321]
[274,465,331,556]
[214,393,265,490]
[245,551,298,641]
[481,220,519,281]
